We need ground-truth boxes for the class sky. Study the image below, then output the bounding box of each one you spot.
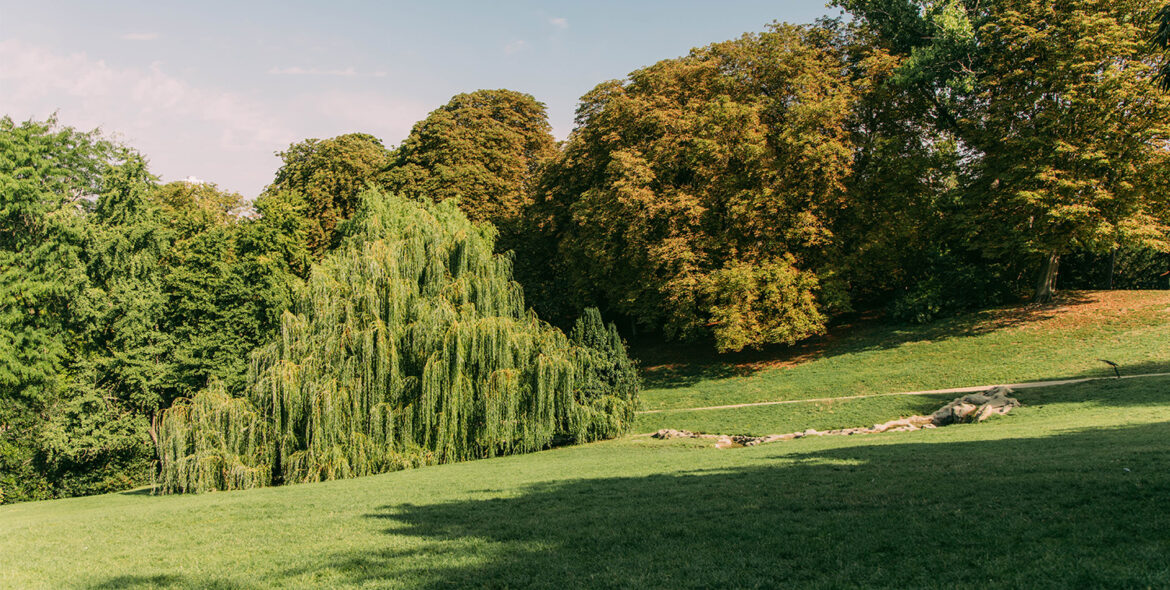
[0,1,837,198]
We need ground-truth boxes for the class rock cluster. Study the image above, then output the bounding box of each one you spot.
[652,386,1021,449]
[929,386,1020,426]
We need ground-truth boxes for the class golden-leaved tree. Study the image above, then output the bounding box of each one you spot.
[386,89,559,231]
[841,0,1170,303]
[534,23,890,351]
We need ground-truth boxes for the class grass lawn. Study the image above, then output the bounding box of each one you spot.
[4,290,1169,588]
[635,290,1170,415]
[634,392,957,436]
[3,375,1169,589]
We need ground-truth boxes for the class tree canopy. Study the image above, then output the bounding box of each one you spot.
[530,23,885,351]
[157,192,638,493]
[385,89,559,230]
[268,133,392,256]
[842,0,1170,304]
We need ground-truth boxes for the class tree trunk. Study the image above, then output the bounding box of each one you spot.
[148,411,159,449]
[1107,247,1117,289]
[1035,251,1060,304]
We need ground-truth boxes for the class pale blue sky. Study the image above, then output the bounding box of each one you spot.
[0,1,836,197]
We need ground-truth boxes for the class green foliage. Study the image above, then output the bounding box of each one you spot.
[156,192,639,493]
[568,308,640,440]
[82,155,170,417]
[386,89,558,229]
[843,0,1170,305]
[149,181,299,401]
[1060,246,1170,290]
[268,133,392,256]
[968,0,1170,293]
[0,116,148,503]
[702,258,825,352]
[0,117,306,503]
[887,249,1011,324]
[155,382,273,494]
[534,23,881,351]
[0,116,110,411]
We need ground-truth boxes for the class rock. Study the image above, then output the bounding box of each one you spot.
[653,386,1019,451]
[930,386,1020,426]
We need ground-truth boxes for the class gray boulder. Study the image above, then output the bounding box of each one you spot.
[930,386,1020,426]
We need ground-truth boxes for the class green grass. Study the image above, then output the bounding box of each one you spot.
[636,290,1170,413]
[635,393,956,436]
[3,376,1169,589]
[4,290,1170,588]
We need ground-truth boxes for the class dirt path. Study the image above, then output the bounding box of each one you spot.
[636,372,1170,415]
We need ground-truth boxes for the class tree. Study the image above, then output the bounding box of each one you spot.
[267,133,391,257]
[0,119,308,503]
[0,116,122,502]
[156,191,639,494]
[568,308,640,440]
[1154,3,1170,91]
[0,116,179,501]
[841,0,1170,304]
[152,181,251,400]
[533,23,880,351]
[965,0,1170,302]
[385,89,559,232]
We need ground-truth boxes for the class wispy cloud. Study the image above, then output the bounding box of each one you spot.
[268,66,387,78]
[0,39,434,197]
[119,32,159,41]
[503,40,527,55]
[549,17,568,29]
[0,39,294,195]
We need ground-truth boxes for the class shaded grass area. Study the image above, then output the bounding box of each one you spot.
[636,290,1170,411]
[1,376,1168,589]
[353,424,1170,589]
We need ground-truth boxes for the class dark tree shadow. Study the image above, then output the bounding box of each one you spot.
[285,421,1170,588]
[89,574,246,589]
[118,486,156,496]
[1015,369,1170,409]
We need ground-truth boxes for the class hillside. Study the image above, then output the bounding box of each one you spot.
[2,291,1168,588]
[637,290,1170,434]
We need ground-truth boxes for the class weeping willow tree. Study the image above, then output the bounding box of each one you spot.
[156,192,638,493]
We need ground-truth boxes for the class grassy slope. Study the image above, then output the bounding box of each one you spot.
[3,290,1169,588]
[635,290,1170,434]
[2,376,1168,589]
[635,392,957,436]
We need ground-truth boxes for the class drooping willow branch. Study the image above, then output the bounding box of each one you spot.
[156,192,638,493]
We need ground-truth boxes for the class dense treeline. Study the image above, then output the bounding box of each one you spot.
[522,0,1170,340]
[3,0,1169,502]
[0,119,303,501]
